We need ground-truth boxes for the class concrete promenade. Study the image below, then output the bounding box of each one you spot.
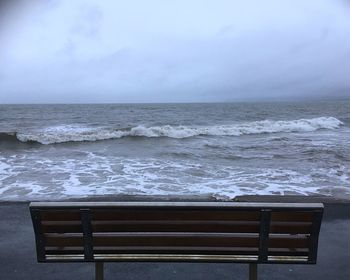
[0,198,349,280]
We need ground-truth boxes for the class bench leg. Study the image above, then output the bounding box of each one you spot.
[249,263,257,280]
[95,262,104,280]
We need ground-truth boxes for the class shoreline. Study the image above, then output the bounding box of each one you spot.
[0,196,350,279]
[2,194,350,204]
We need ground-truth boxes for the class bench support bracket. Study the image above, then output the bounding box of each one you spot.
[249,263,257,280]
[96,262,104,280]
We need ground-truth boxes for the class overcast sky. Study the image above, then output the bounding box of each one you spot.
[1,0,350,103]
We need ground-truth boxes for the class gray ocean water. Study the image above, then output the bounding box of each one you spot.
[0,101,349,201]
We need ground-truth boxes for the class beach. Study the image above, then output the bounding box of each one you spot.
[1,196,349,280]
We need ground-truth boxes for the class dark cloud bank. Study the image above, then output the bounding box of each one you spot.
[0,0,350,103]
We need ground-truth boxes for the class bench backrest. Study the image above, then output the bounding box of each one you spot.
[30,202,323,264]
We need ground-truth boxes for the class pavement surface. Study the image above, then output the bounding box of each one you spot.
[0,199,350,280]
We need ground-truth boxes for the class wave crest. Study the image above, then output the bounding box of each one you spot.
[11,117,344,144]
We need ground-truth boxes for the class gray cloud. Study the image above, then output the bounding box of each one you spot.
[1,0,350,103]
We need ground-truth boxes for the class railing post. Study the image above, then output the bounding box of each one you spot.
[96,262,104,280]
[249,263,257,280]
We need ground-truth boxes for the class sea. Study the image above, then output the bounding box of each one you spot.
[0,100,349,201]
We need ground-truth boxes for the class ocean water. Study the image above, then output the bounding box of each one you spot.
[0,101,349,201]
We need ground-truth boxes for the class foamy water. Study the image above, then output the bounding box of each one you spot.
[12,116,343,144]
[0,102,349,201]
[0,152,347,200]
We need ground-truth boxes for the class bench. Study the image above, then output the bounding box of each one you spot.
[30,201,323,280]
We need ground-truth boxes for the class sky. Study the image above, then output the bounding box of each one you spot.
[1,0,350,103]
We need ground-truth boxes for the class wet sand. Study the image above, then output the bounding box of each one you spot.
[0,196,349,280]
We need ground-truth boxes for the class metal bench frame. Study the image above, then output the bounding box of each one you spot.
[30,202,323,280]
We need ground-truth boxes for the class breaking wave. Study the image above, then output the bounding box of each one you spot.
[2,117,344,145]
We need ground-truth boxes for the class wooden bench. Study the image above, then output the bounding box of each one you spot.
[30,201,323,280]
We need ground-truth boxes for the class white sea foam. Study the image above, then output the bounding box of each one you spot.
[0,152,349,201]
[16,125,125,145]
[15,117,343,144]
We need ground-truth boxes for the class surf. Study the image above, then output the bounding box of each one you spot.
[3,116,344,145]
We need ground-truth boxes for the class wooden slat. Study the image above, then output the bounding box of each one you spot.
[91,210,260,221]
[40,211,81,221]
[92,246,258,253]
[269,235,309,248]
[45,246,84,255]
[41,221,82,233]
[44,247,309,257]
[46,246,260,256]
[44,233,260,247]
[40,220,312,235]
[92,221,260,233]
[92,234,260,247]
[271,212,313,222]
[44,233,310,249]
[46,253,259,262]
[91,247,309,257]
[268,248,309,256]
[45,234,84,246]
[41,221,260,234]
[270,222,312,234]
[267,256,309,263]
